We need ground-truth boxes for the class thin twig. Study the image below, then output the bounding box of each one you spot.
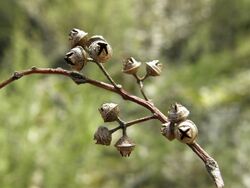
[133,74,149,101]
[110,125,122,134]
[0,67,224,187]
[139,81,149,101]
[110,114,157,133]
[188,142,224,188]
[126,114,157,128]
[116,116,126,127]
[140,74,149,82]
[0,67,71,89]
[93,61,121,90]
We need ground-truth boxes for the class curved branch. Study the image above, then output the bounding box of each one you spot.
[0,66,224,187]
[0,67,71,89]
[188,142,224,188]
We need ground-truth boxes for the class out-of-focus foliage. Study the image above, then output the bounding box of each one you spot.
[0,0,250,187]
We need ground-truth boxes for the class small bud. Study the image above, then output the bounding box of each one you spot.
[161,122,175,141]
[64,46,88,71]
[146,60,162,76]
[94,126,112,146]
[88,39,112,63]
[122,57,142,75]
[69,28,88,48]
[168,103,190,123]
[115,135,136,157]
[98,103,119,122]
[175,120,198,144]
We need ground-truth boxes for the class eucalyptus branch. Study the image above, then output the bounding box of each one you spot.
[0,67,70,89]
[0,27,224,188]
[0,66,223,187]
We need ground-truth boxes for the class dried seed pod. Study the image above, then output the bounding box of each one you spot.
[86,35,106,46]
[69,28,88,48]
[115,135,136,157]
[168,103,190,123]
[98,103,119,122]
[94,126,112,146]
[64,46,88,71]
[174,120,198,144]
[88,40,112,63]
[122,57,142,75]
[146,60,162,76]
[161,122,175,141]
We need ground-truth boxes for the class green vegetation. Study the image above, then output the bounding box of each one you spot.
[0,0,250,187]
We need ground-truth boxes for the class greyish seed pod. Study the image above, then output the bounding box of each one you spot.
[64,46,88,71]
[122,57,142,75]
[88,40,112,63]
[86,35,106,47]
[161,122,175,141]
[69,28,88,48]
[115,135,136,157]
[168,103,190,123]
[146,60,162,76]
[174,120,198,144]
[94,126,112,146]
[98,103,119,122]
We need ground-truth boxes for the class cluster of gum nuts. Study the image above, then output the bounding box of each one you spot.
[63,28,164,157]
[64,28,113,71]
[94,103,136,157]
[64,28,163,77]
[94,102,199,158]
[64,28,198,156]
[161,103,198,144]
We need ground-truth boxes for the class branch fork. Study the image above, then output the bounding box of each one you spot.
[0,27,224,187]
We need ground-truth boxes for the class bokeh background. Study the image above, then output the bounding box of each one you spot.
[0,0,250,187]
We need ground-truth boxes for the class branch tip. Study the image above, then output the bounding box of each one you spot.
[206,159,224,188]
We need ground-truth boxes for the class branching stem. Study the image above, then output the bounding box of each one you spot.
[0,67,224,188]
[126,114,157,128]
[140,74,149,82]
[92,60,121,90]
[110,114,157,134]
[133,73,149,101]
[110,126,122,134]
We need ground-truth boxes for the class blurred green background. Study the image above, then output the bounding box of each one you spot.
[0,0,250,187]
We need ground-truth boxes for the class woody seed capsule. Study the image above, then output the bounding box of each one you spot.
[146,60,162,76]
[98,103,119,122]
[69,28,88,48]
[64,46,88,71]
[175,120,198,144]
[168,103,190,123]
[94,126,112,146]
[122,57,142,75]
[115,135,136,157]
